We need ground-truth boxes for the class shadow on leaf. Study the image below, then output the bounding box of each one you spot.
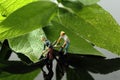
[0,59,45,74]
[62,53,120,80]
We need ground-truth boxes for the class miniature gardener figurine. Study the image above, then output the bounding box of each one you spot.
[55,31,70,54]
[41,36,53,58]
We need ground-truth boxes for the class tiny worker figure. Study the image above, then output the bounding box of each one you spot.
[41,36,53,60]
[55,31,70,55]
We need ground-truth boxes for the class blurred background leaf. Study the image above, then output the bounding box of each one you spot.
[0,1,57,40]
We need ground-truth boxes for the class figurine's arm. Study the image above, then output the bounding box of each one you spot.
[62,41,67,48]
[56,36,61,45]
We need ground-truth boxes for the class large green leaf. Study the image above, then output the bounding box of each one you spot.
[0,69,40,80]
[9,28,45,62]
[0,1,57,40]
[43,21,103,56]
[53,4,120,55]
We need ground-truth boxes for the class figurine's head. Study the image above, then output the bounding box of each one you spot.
[41,36,46,42]
[60,31,65,36]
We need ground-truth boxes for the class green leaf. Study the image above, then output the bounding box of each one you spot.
[0,1,57,40]
[53,4,120,55]
[43,21,103,56]
[0,69,40,80]
[76,4,120,55]
[9,28,45,62]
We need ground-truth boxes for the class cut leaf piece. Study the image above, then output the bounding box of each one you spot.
[9,28,45,62]
[0,1,57,40]
[43,21,103,56]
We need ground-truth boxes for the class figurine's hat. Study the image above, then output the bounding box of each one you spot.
[60,31,65,35]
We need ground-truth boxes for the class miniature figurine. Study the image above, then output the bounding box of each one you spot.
[41,36,53,60]
[55,31,70,55]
